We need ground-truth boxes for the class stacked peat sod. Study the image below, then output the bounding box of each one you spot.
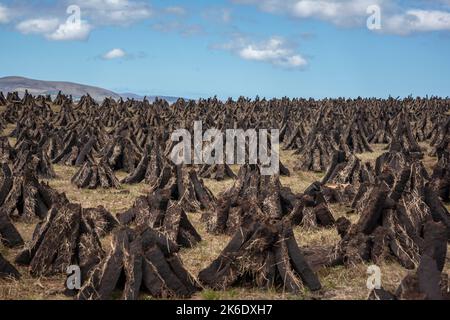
[71,160,121,189]
[148,164,216,212]
[13,137,56,179]
[15,194,118,280]
[430,117,449,158]
[200,164,323,293]
[306,149,450,271]
[293,109,339,172]
[199,212,321,294]
[281,121,307,151]
[205,164,289,235]
[205,164,334,235]
[0,92,6,106]
[118,163,212,248]
[388,111,424,157]
[0,207,24,248]
[77,226,199,300]
[0,165,59,221]
[294,182,336,229]
[0,252,20,279]
[429,117,450,202]
[117,189,202,248]
[198,163,237,181]
[320,151,375,204]
[0,194,23,279]
[368,117,392,144]
[0,117,57,179]
[341,113,373,154]
[101,134,142,173]
[369,220,449,300]
[430,150,450,202]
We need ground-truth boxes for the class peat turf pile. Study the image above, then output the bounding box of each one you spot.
[51,124,105,167]
[0,253,20,280]
[102,135,141,173]
[368,118,392,144]
[199,212,322,294]
[321,151,375,204]
[149,164,216,212]
[289,182,336,229]
[121,142,165,184]
[0,207,24,248]
[282,122,306,151]
[71,160,121,189]
[342,116,373,154]
[430,145,450,202]
[294,129,337,172]
[1,167,60,221]
[369,220,449,300]
[389,112,424,157]
[13,139,56,179]
[15,196,118,278]
[430,117,449,158]
[334,160,450,269]
[206,165,334,235]
[204,164,299,235]
[117,190,201,248]
[198,163,237,181]
[77,226,199,300]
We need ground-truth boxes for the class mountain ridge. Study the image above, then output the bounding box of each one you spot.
[0,76,180,102]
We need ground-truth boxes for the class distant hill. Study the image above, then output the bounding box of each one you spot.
[0,76,180,103]
[119,92,180,103]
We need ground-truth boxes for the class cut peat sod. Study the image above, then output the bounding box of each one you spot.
[77,226,199,300]
[117,190,202,248]
[199,212,321,294]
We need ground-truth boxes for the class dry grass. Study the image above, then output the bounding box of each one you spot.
[419,142,438,174]
[316,261,409,300]
[0,221,68,300]
[293,202,412,300]
[2,123,17,147]
[280,150,324,193]
[44,165,150,214]
[0,144,449,300]
[357,144,388,164]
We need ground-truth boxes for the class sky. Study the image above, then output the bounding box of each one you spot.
[0,0,450,99]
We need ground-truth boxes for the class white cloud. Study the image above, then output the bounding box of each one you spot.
[202,8,232,24]
[235,0,386,25]
[218,36,307,69]
[152,21,205,37]
[233,0,450,34]
[2,0,151,42]
[292,0,382,25]
[165,6,186,16]
[47,20,92,41]
[16,18,60,34]
[385,10,450,35]
[71,0,152,25]
[102,48,127,60]
[0,4,10,23]
[15,16,92,41]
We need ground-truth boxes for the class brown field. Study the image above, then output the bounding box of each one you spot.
[0,141,449,300]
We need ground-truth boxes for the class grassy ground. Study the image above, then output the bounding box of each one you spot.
[0,142,449,300]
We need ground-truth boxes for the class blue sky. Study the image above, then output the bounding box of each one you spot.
[0,0,450,99]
